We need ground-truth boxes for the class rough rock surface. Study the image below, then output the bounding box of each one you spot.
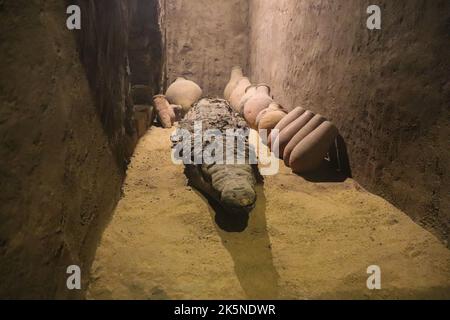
[0,0,160,299]
[248,0,450,244]
[129,0,163,91]
[75,0,136,167]
[162,0,249,96]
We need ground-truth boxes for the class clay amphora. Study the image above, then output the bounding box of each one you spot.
[289,121,338,173]
[283,114,326,166]
[229,77,251,112]
[258,110,286,136]
[237,85,257,115]
[153,94,174,129]
[271,110,315,159]
[224,66,244,101]
[255,102,285,127]
[242,84,273,129]
[268,107,305,149]
[165,77,202,113]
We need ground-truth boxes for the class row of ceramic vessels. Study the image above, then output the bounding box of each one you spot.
[223,66,339,174]
[224,67,285,131]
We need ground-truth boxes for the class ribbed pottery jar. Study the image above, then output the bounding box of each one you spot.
[256,103,287,135]
[272,110,315,158]
[223,66,244,101]
[282,114,326,166]
[229,77,251,113]
[268,107,306,149]
[289,121,338,173]
[242,84,273,129]
[165,77,202,114]
[255,102,284,127]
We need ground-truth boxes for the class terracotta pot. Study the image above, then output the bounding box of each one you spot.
[283,114,326,166]
[223,66,244,101]
[167,106,176,123]
[268,107,305,149]
[153,94,174,128]
[255,102,284,127]
[242,84,273,129]
[258,110,287,136]
[237,85,257,115]
[289,121,338,174]
[229,77,251,112]
[271,110,315,158]
[165,77,202,113]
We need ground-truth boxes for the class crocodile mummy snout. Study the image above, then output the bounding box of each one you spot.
[221,183,256,212]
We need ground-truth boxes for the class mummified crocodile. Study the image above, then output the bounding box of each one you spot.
[172,98,259,214]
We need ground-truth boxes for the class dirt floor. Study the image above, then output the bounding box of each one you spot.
[87,127,450,300]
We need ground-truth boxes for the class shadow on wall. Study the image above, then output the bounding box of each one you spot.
[73,0,163,169]
[129,0,163,89]
[73,0,132,169]
[61,0,163,299]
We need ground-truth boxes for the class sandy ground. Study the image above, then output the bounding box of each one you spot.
[87,127,450,300]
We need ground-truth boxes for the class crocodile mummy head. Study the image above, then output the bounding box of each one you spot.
[203,164,257,213]
[178,98,259,216]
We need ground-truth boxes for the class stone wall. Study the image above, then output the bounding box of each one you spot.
[0,0,162,298]
[129,0,163,90]
[163,0,249,96]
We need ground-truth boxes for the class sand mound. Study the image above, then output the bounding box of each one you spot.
[87,127,450,299]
